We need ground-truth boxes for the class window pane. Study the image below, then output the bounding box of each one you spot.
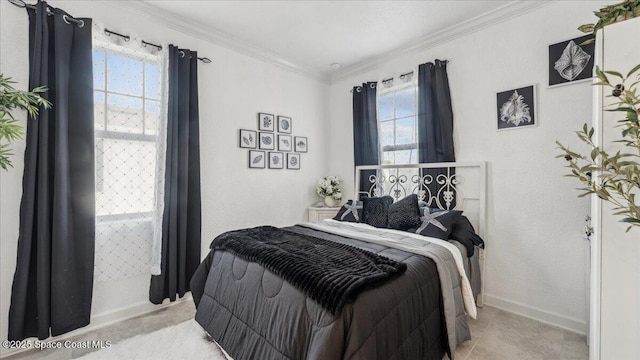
[379,121,394,148]
[395,87,416,118]
[93,50,105,91]
[395,117,416,145]
[94,91,106,131]
[95,138,157,215]
[394,150,412,164]
[107,53,143,96]
[145,63,160,100]
[378,94,393,121]
[106,94,143,133]
[145,100,160,135]
[382,151,394,165]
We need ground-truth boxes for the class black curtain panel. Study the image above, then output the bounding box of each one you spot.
[352,82,378,197]
[8,1,94,340]
[150,45,202,304]
[417,60,456,208]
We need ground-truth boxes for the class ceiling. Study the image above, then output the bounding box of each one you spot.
[140,1,537,80]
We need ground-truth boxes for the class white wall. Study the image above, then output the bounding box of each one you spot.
[0,0,329,349]
[327,1,612,333]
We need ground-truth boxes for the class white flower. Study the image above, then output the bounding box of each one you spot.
[316,175,342,198]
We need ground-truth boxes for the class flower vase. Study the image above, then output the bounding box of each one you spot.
[324,196,337,207]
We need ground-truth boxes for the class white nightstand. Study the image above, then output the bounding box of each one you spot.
[307,206,341,222]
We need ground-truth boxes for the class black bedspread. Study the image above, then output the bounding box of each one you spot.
[211,226,406,314]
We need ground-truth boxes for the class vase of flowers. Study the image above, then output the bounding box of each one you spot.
[316,176,342,207]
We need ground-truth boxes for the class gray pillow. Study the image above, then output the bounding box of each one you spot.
[388,194,422,231]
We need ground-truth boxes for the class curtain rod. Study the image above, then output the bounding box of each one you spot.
[104,28,211,63]
[9,0,84,27]
[10,0,212,64]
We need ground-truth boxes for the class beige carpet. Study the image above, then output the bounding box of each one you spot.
[77,320,231,360]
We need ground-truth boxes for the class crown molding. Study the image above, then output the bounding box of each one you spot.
[104,1,330,83]
[329,0,552,83]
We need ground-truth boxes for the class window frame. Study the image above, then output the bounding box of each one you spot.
[93,44,163,222]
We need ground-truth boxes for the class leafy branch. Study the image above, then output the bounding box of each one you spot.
[578,0,640,43]
[557,64,640,231]
[0,74,51,170]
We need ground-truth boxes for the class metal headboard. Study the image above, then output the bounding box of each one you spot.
[354,161,487,307]
[354,161,487,237]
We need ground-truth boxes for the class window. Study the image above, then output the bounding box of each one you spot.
[377,74,419,165]
[92,32,167,282]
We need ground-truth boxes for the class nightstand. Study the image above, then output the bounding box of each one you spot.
[307,206,341,222]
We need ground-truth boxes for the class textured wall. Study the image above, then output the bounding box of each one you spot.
[327,1,613,333]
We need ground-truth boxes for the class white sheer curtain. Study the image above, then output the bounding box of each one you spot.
[92,23,168,281]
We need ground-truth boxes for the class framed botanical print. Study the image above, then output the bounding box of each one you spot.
[287,153,300,170]
[294,136,308,153]
[278,134,292,152]
[249,150,265,169]
[277,116,292,133]
[259,132,275,150]
[238,129,257,149]
[258,113,275,132]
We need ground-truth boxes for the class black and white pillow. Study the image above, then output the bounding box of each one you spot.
[411,207,463,240]
[388,194,422,231]
[333,200,363,223]
[362,196,394,228]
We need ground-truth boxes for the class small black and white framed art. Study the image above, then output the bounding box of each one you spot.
[278,134,292,152]
[259,132,275,150]
[277,116,292,133]
[496,85,536,131]
[248,150,265,169]
[548,34,595,87]
[294,136,308,153]
[238,129,257,149]
[268,152,284,169]
[258,113,275,132]
[287,153,300,170]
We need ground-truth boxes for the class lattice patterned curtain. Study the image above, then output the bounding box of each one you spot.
[92,23,168,282]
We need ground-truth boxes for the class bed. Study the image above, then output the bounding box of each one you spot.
[191,162,486,360]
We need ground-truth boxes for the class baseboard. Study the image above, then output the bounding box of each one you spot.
[0,294,192,359]
[484,293,587,335]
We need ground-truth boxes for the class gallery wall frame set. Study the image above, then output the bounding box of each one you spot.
[239,112,308,169]
[548,34,595,88]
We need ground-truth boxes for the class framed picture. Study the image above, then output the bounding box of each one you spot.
[259,132,275,150]
[294,136,308,153]
[278,134,292,152]
[238,129,257,149]
[268,152,284,169]
[258,113,275,132]
[277,116,292,133]
[287,153,300,170]
[548,34,595,87]
[248,150,265,169]
[496,85,536,131]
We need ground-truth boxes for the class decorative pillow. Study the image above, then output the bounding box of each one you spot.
[333,200,363,222]
[388,194,422,231]
[411,208,463,240]
[363,196,394,228]
[450,216,485,257]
